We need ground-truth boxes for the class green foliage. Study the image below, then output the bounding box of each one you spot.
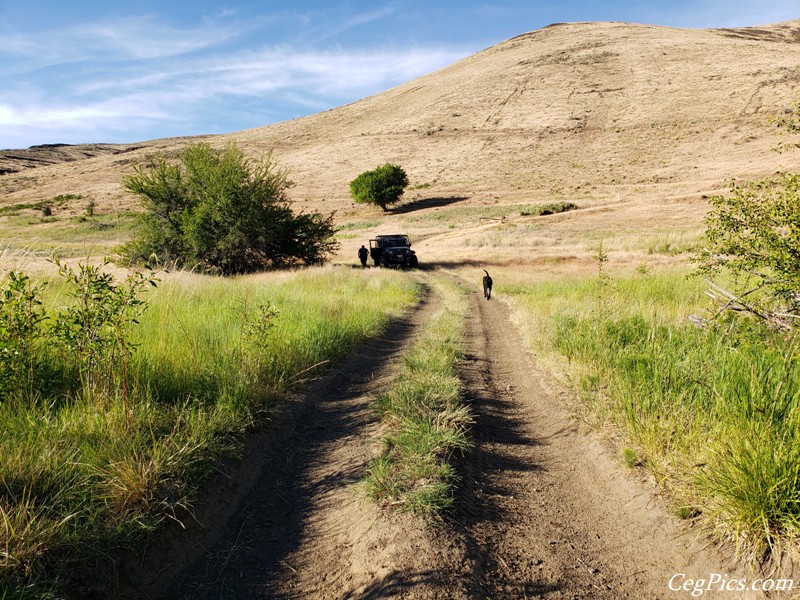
[0,267,418,596]
[622,447,639,468]
[593,241,613,310]
[50,258,156,404]
[697,104,800,324]
[365,279,471,521]
[556,311,800,556]
[697,173,800,316]
[122,142,339,274]
[0,196,79,218]
[0,272,47,400]
[349,163,409,211]
[503,267,800,558]
[771,103,800,154]
[445,201,578,222]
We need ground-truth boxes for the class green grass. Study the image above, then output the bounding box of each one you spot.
[336,219,381,232]
[0,266,419,597]
[400,201,578,225]
[364,276,471,520]
[0,195,82,217]
[503,267,800,560]
[0,212,138,257]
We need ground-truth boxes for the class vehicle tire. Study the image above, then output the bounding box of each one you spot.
[409,255,419,268]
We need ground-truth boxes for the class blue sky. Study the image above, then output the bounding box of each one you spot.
[1,1,798,149]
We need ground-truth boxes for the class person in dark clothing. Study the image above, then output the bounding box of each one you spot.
[358,245,369,267]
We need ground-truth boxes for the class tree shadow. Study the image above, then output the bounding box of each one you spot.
[438,292,566,598]
[391,196,469,214]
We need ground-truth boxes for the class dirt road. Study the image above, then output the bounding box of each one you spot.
[450,282,742,598]
[124,275,753,599]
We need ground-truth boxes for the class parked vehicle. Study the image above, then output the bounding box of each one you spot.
[368,234,419,268]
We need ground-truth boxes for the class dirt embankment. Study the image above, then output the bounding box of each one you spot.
[112,275,762,599]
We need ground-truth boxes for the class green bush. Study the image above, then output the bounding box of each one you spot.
[0,272,46,400]
[122,142,339,274]
[349,163,408,211]
[697,104,800,324]
[697,173,800,317]
[554,306,800,556]
[50,258,156,410]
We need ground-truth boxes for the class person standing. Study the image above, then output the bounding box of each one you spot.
[358,245,369,268]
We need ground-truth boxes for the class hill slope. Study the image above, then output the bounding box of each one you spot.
[2,20,800,262]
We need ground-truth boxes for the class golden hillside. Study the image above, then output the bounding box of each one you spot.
[2,20,800,264]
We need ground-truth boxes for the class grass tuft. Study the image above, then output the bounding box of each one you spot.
[365,277,471,521]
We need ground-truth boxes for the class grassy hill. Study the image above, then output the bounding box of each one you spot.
[2,20,800,264]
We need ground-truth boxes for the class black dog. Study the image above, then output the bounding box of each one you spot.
[483,270,493,300]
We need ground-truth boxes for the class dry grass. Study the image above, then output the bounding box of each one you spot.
[2,21,800,272]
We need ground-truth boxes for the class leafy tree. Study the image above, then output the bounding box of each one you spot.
[699,175,800,311]
[697,105,800,325]
[122,143,339,274]
[349,163,408,211]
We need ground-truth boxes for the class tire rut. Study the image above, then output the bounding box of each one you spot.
[448,284,750,599]
[116,274,754,600]
[117,283,461,599]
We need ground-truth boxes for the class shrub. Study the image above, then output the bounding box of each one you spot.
[696,104,800,326]
[349,163,409,211]
[121,143,339,274]
[50,258,156,415]
[697,173,800,320]
[0,272,47,401]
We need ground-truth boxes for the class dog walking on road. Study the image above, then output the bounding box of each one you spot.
[483,270,493,300]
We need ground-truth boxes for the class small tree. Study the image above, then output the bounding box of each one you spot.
[122,143,339,274]
[0,271,47,400]
[349,163,408,211]
[696,105,800,326]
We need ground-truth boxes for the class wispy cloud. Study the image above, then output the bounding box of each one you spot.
[0,15,245,71]
[3,7,462,146]
[0,42,468,147]
[335,5,397,34]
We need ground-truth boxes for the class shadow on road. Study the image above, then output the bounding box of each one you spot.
[446,288,565,598]
[119,291,431,600]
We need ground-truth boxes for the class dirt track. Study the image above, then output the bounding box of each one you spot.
[451,280,742,598]
[122,274,756,599]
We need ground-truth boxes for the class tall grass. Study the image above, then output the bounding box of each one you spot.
[0,266,419,597]
[0,212,138,258]
[502,266,800,560]
[365,277,471,520]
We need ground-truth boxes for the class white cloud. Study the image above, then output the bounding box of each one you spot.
[0,15,244,71]
[0,44,468,147]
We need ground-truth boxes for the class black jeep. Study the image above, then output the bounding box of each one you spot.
[369,234,419,268]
